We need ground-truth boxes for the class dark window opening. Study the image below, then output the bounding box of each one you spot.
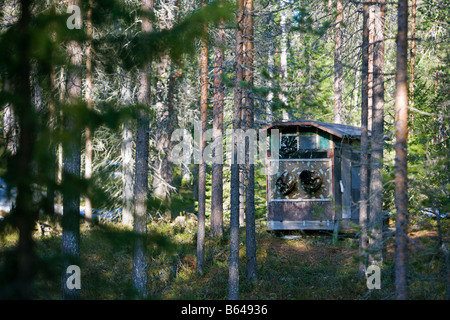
[300,135,317,149]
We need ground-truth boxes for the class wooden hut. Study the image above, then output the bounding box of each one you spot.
[263,120,366,231]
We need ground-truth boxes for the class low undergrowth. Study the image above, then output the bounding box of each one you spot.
[0,214,448,299]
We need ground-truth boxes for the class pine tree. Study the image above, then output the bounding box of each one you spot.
[359,0,370,277]
[333,0,343,124]
[62,0,83,300]
[121,71,134,227]
[84,0,94,220]
[368,0,385,266]
[229,0,244,300]
[132,0,153,298]
[211,15,225,237]
[243,0,256,283]
[8,0,37,299]
[153,0,178,217]
[394,0,409,300]
[197,0,208,275]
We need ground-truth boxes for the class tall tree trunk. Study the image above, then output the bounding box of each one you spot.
[10,0,37,299]
[62,0,83,300]
[133,110,149,299]
[359,0,370,277]
[211,18,225,237]
[197,0,208,274]
[368,4,375,131]
[133,0,153,298]
[368,0,385,266]
[153,52,173,216]
[394,0,409,300]
[45,0,61,222]
[279,0,288,112]
[408,0,416,123]
[229,0,244,300]
[266,11,274,123]
[243,0,256,283]
[239,1,247,227]
[162,64,179,217]
[121,72,134,227]
[56,68,65,216]
[334,0,343,124]
[46,70,57,217]
[238,3,246,228]
[153,1,177,218]
[84,0,94,220]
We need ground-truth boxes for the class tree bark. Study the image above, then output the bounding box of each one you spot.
[10,0,37,299]
[359,0,370,277]
[153,1,178,218]
[84,0,94,220]
[368,4,375,131]
[153,52,174,217]
[243,0,256,283]
[408,0,416,123]
[229,0,244,300]
[211,18,225,237]
[45,70,57,217]
[266,11,274,123]
[279,0,288,111]
[394,0,409,300]
[197,0,208,274]
[368,0,385,266]
[334,0,343,124]
[56,67,65,216]
[133,0,153,298]
[121,72,134,227]
[62,0,83,299]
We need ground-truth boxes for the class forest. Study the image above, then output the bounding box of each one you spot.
[0,0,448,302]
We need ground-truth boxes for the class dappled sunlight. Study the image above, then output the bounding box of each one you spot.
[0,215,448,299]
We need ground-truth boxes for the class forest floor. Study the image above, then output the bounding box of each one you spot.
[0,212,448,299]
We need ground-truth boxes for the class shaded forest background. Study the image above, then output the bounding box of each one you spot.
[0,0,448,300]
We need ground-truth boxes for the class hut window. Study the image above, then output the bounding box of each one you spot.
[300,135,317,149]
[352,166,360,190]
[280,134,299,158]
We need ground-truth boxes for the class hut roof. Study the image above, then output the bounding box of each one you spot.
[262,120,369,139]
